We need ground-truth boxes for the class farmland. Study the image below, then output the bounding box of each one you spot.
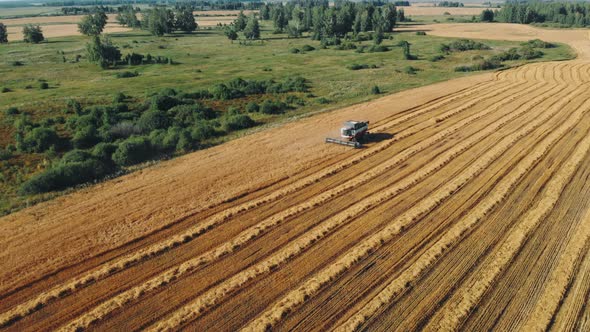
[1,21,590,331]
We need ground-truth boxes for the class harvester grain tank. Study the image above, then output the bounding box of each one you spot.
[325,120,369,148]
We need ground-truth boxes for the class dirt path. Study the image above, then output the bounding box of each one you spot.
[2,24,590,331]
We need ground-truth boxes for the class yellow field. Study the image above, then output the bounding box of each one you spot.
[1,24,590,331]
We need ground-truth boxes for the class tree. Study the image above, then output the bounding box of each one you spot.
[0,23,7,43]
[272,5,288,32]
[23,25,44,43]
[234,10,248,31]
[260,4,270,20]
[78,10,108,36]
[480,9,494,22]
[243,15,260,40]
[175,6,197,32]
[143,6,174,36]
[116,5,140,28]
[86,35,121,68]
[224,26,238,42]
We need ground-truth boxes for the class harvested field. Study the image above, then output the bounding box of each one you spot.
[2,24,590,331]
[402,6,486,16]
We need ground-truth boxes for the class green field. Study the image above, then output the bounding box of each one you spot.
[0,21,575,215]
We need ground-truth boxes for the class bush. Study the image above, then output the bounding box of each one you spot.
[416,31,426,35]
[112,136,152,166]
[10,61,24,66]
[334,42,357,50]
[289,47,300,54]
[115,71,139,78]
[367,45,389,53]
[1,87,11,93]
[246,102,259,113]
[72,125,100,149]
[168,103,216,127]
[317,97,330,104]
[4,107,19,115]
[442,39,490,52]
[260,100,288,114]
[92,142,118,163]
[429,54,445,62]
[40,82,49,89]
[190,122,217,141]
[224,114,256,131]
[371,85,381,94]
[110,121,141,139]
[302,44,315,52]
[23,127,59,152]
[455,58,502,72]
[522,39,554,49]
[176,129,193,152]
[520,46,543,60]
[492,47,521,61]
[138,109,170,132]
[347,63,378,70]
[404,66,418,75]
[151,94,182,111]
[113,92,127,103]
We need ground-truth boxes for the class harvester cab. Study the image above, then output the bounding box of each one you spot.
[325,120,370,148]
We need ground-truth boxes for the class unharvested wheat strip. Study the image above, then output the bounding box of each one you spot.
[0,74,530,328]
[334,101,590,332]
[242,85,590,332]
[146,78,582,332]
[422,114,590,332]
[57,79,550,332]
[519,208,590,331]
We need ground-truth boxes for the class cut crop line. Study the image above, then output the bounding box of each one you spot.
[240,82,590,332]
[0,67,536,329]
[520,207,590,331]
[56,78,550,331]
[146,74,580,332]
[422,107,590,332]
[336,98,590,332]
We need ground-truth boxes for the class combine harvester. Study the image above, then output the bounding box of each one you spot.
[325,120,369,148]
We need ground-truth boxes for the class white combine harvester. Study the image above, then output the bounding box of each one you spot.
[325,120,369,148]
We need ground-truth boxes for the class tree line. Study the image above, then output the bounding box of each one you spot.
[496,1,590,26]
[223,0,400,42]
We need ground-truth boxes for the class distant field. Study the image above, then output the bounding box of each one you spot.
[0,6,63,18]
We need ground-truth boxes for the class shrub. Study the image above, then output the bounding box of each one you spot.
[40,82,49,89]
[176,129,193,152]
[23,127,59,152]
[522,39,554,49]
[289,47,300,54]
[317,97,330,104]
[190,122,217,141]
[113,92,127,103]
[112,136,152,166]
[115,71,139,78]
[371,85,381,94]
[302,44,315,52]
[455,58,502,72]
[168,104,216,127]
[138,109,170,132]
[1,87,11,93]
[442,39,490,52]
[110,121,141,139]
[0,148,11,161]
[246,102,259,113]
[367,45,389,53]
[404,66,418,75]
[224,114,256,131]
[10,61,24,66]
[92,142,118,163]
[151,94,182,111]
[492,47,521,61]
[285,95,305,106]
[334,42,357,50]
[520,46,543,60]
[416,31,426,35]
[5,107,19,115]
[72,125,100,149]
[260,100,288,114]
[347,63,378,70]
[429,54,445,62]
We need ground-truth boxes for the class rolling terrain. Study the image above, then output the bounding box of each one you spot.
[2,24,590,331]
